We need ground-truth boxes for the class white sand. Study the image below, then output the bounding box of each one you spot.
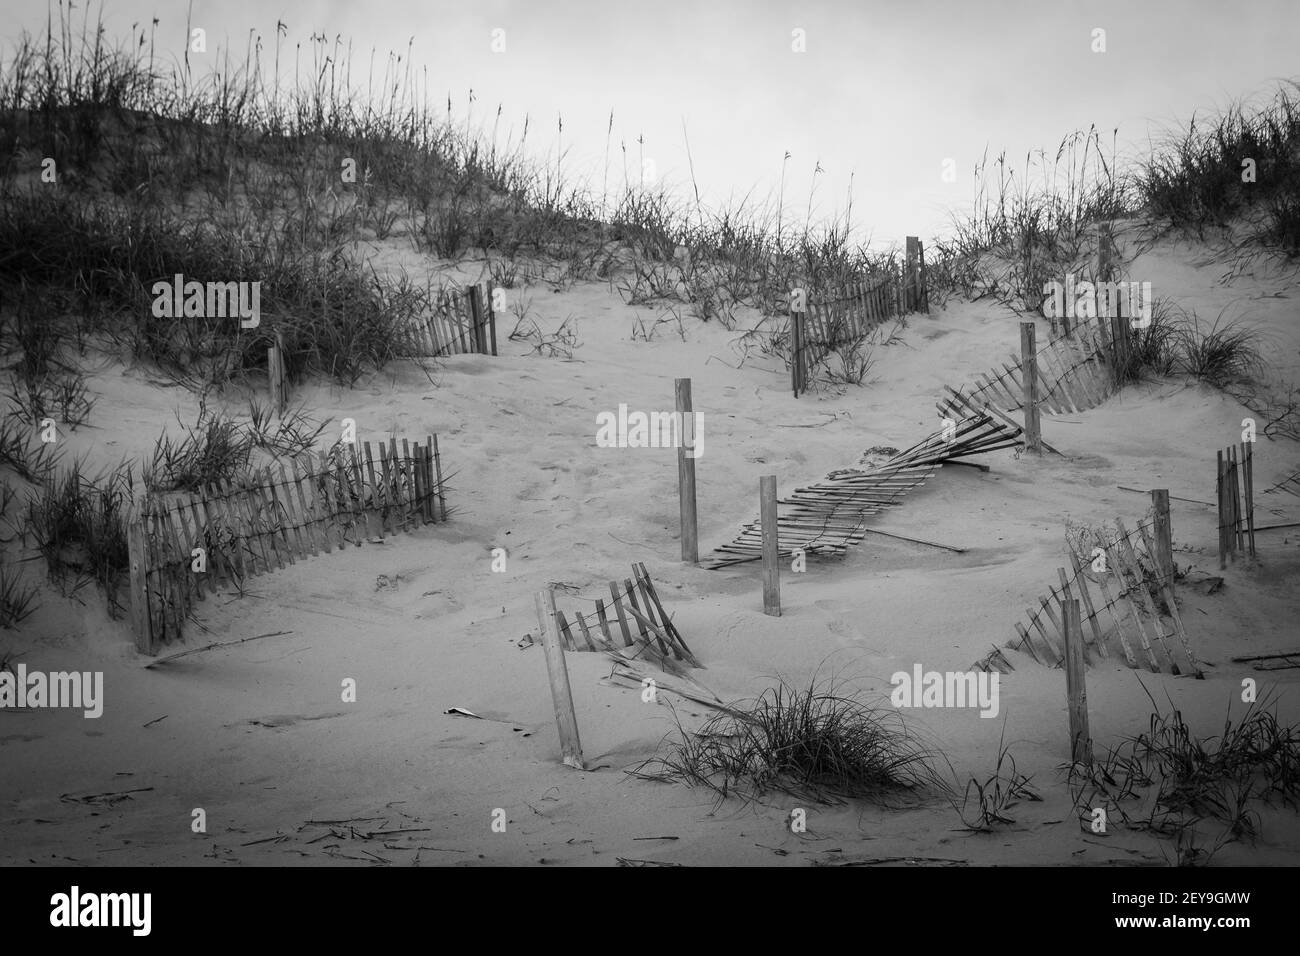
[2,230,1299,867]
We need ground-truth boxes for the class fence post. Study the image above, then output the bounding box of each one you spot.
[1020,322,1042,454]
[1062,598,1092,764]
[676,378,698,565]
[917,237,930,313]
[535,587,584,770]
[467,284,486,354]
[127,508,152,655]
[268,330,287,417]
[487,285,498,356]
[431,433,446,522]
[1216,449,1228,570]
[1151,489,1173,588]
[791,310,804,398]
[905,236,921,312]
[760,475,781,616]
[1242,442,1256,558]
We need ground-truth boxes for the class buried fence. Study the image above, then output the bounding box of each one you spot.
[973,496,1202,679]
[127,435,448,655]
[790,237,929,397]
[402,282,499,359]
[261,283,498,415]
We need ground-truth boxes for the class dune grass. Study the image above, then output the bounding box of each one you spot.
[630,674,948,807]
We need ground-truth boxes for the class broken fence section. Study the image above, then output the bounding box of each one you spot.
[539,563,699,669]
[973,516,1201,678]
[704,412,1017,569]
[129,435,448,655]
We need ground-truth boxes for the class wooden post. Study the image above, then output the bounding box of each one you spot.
[917,238,930,313]
[1151,489,1173,589]
[1217,449,1227,570]
[791,310,804,398]
[1243,441,1256,558]
[1062,598,1091,764]
[905,236,921,312]
[267,330,287,416]
[127,510,152,655]
[467,285,486,354]
[486,285,499,356]
[760,475,781,616]
[1020,322,1042,454]
[535,588,584,770]
[675,378,698,565]
[431,433,446,522]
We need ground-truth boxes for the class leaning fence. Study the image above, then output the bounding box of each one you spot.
[126,435,448,655]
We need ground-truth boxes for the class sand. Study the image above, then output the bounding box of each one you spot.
[2,227,1299,867]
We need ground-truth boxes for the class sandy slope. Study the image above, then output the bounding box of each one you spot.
[2,233,1299,867]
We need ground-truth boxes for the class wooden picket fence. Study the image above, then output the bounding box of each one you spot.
[127,435,448,655]
[974,511,1202,678]
[791,237,928,397]
[938,313,1125,440]
[537,563,699,668]
[400,282,499,358]
[1217,442,1257,566]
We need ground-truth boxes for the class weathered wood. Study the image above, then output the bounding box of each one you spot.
[1026,606,1064,665]
[1062,599,1092,764]
[1107,537,1166,673]
[1066,555,1108,658]
[609,581,634,647]
[432,434,446,522]
[1150,489,1173,589]
[288,456,321,556]
[1013,621,1048,666]
[536,588,584,770]
[624,578,650,644]
[574,610,599,651]
[1217,449,1228,569]
[676,378,699,565]
[1020,323,1042,453]
[127,513,151,655]
[633,572,672,657]
[636,563,692,661]
[760,475,781,616]
[1244,442,1257,557]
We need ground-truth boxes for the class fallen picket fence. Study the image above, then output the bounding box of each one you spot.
[703,412,1018,569]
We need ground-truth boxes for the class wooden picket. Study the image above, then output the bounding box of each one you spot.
[541,564,698,667]
[973,516,1201,677]
[399,281,500,358]
[129,435,448,653]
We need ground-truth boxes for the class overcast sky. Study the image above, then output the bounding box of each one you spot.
[8,0,1299,246]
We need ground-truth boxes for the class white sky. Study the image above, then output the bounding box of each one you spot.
[7,0,1300,247]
